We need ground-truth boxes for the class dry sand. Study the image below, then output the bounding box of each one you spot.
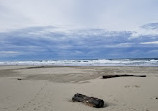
[0,66,158,111]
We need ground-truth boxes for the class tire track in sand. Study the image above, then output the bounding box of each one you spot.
[16,81,54,111]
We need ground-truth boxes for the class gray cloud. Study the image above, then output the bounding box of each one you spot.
[0,24,158,60]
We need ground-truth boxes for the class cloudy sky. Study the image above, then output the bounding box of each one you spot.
[0,0,158,60]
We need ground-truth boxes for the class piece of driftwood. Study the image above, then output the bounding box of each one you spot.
[102,74,146,79]
[72,93,104,108]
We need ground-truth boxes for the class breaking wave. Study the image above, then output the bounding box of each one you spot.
[0,58,158,66]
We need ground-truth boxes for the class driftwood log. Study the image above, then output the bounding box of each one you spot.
[102,74,146,79]
[72,93,104,108]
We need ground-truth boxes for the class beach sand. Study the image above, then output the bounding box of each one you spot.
[0,66,158,111]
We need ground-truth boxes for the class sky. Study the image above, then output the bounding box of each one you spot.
[0,0,158,60]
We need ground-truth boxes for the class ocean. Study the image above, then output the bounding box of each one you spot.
[0,58,158,66]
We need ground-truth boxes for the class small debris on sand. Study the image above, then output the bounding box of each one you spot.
[17,78,22,80]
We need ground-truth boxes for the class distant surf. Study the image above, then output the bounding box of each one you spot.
[0,58,158,66]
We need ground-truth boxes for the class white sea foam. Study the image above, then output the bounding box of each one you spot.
[0,59,158,66]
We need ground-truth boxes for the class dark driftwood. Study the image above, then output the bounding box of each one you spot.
[72,93,104,108]
[102,74,146,79]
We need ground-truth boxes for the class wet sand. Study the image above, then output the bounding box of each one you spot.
[0,66,158,111]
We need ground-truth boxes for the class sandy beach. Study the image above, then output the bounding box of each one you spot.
[0,66,158,111]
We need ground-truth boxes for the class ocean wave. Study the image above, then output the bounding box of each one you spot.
[0,59,158,66]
